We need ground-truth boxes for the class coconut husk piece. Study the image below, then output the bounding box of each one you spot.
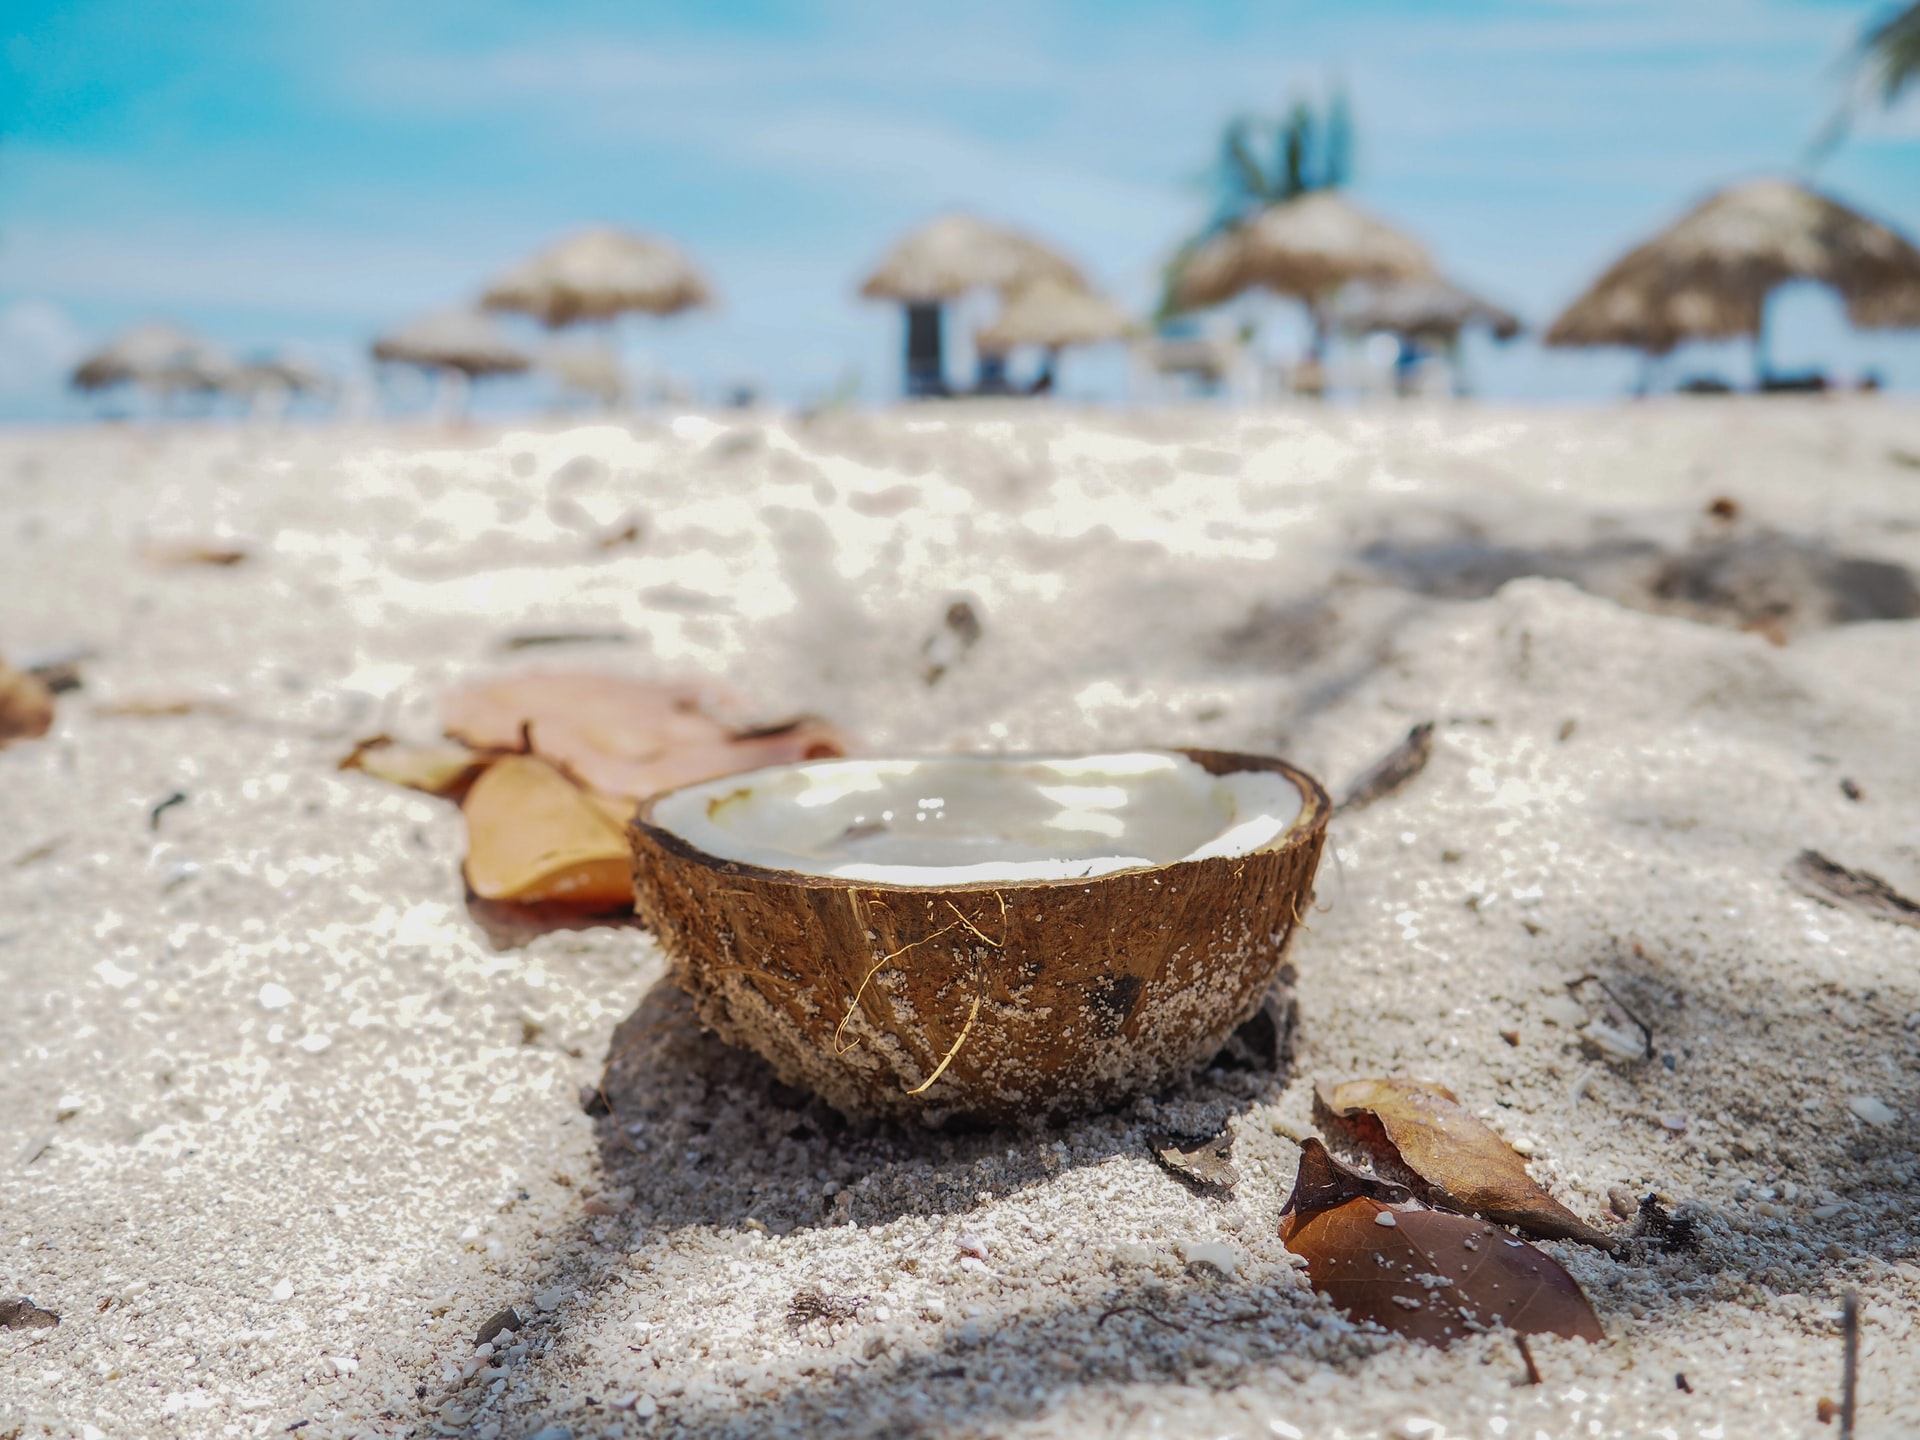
[629,749,1330,1127]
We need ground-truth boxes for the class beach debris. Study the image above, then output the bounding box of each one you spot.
[474,1306,523,1345]
[498,630,633,651]
[441,670,845,801]
[1838,1289,1859,1439]
[1151,1128,1240,1194]
[1564,974,1654,1064]
[1788,849,1920,929]
[1179,1240,1241,1277]
[140,538,249,568]
[338,735,488,799]
[1515,1334,1543,1385]
[1314,1079,1616,1248]
[920,598,984,685]
[148,790,188,831]
[787,1289,867,1329]
[1840,778,1863,801]
[1629,1194,1700,1253]
[0,659,56,746]
[19,645,88,695]
[1280,1139,1602,1347]
[1336,721,1435,814]
[461,756,633,908]
[0,1296,60,1330]
[1705,496,1740,521]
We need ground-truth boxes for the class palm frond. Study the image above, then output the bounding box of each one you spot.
[1864,0,1920,102]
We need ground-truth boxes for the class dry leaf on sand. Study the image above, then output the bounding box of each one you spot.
[1315,1078,1616,1249]
[0,660,56,745]
[1281,1138,1602,1347]
[461,755,634,909]
[1787,849,1920,929]
[338,735,488,800]
[441,670,847,800]
[1150,1130,1239,1194]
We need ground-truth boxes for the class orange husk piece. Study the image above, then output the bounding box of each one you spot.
[1280,1139,1602,1347]
[0,659,55,745]
[440,670,848,800]
[460,755,634,909]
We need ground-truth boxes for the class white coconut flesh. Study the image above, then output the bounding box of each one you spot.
[648,751,1304,885]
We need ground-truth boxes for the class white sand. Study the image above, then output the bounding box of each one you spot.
[1,399,1917,1440]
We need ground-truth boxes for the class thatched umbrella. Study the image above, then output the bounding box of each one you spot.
[1172,192,1433,313]
[1334,276,1521,344]
[481,227,714,328]
[860,214,1086,397]
[975,278,1138,393]
[1544,178,1920,369]
[71,324,233,398]
[372,309,530,418]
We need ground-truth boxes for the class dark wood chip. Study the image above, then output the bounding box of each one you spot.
[787,1289,867,1328]
[1336,721,1435,814]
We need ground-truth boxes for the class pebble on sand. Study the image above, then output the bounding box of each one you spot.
[1847,1096,1897,1127]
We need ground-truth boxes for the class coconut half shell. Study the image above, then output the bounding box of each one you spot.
[628,748,1329,1126]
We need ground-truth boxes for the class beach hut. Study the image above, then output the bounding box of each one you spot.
[1545,178,1920,380]
[1334,276,1521,397]
[1334,276,1521,345]
[371,309,531,418]
[224,355,336,419]
[975,278,1138,393]
[860,215,1086,397]
[1170,192,1434,363]
[481,227,714,328]
[71,324,234,402]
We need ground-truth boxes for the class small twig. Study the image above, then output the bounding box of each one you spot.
[1515,1334,1542,1387]
[149,791,188,831]
[1841,1289,1859,1440]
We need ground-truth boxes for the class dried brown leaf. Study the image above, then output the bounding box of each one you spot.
[441,670,847,801]
[1280,1140,1602,1347]
[1150,1129,1239,1193]
[1787,849,1920,929]
[0,661,55,746]
[461,755,633,909]
[1315,1078,1616,1249]
[338,735,488,799]
[0,1296,59,1330]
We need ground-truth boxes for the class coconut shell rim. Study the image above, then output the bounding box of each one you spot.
[630,746,1330,895]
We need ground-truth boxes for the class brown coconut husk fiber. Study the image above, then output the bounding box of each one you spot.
[628,749,1329,1127]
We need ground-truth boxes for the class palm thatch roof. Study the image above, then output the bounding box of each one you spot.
[227,356,335,396]
[482,228,714,327]
[71,324,233,393]
[371,310,532,378]
[1172,192,1434,311]
[1334,276,1522,343]
[1545,178,1920,354]
[975,278,1138,353]
[860,215,1085,304]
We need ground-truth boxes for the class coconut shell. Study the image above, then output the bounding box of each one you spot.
[628,749,1329,1127]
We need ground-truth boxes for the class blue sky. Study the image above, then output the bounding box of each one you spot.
[2,0,1917,416]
